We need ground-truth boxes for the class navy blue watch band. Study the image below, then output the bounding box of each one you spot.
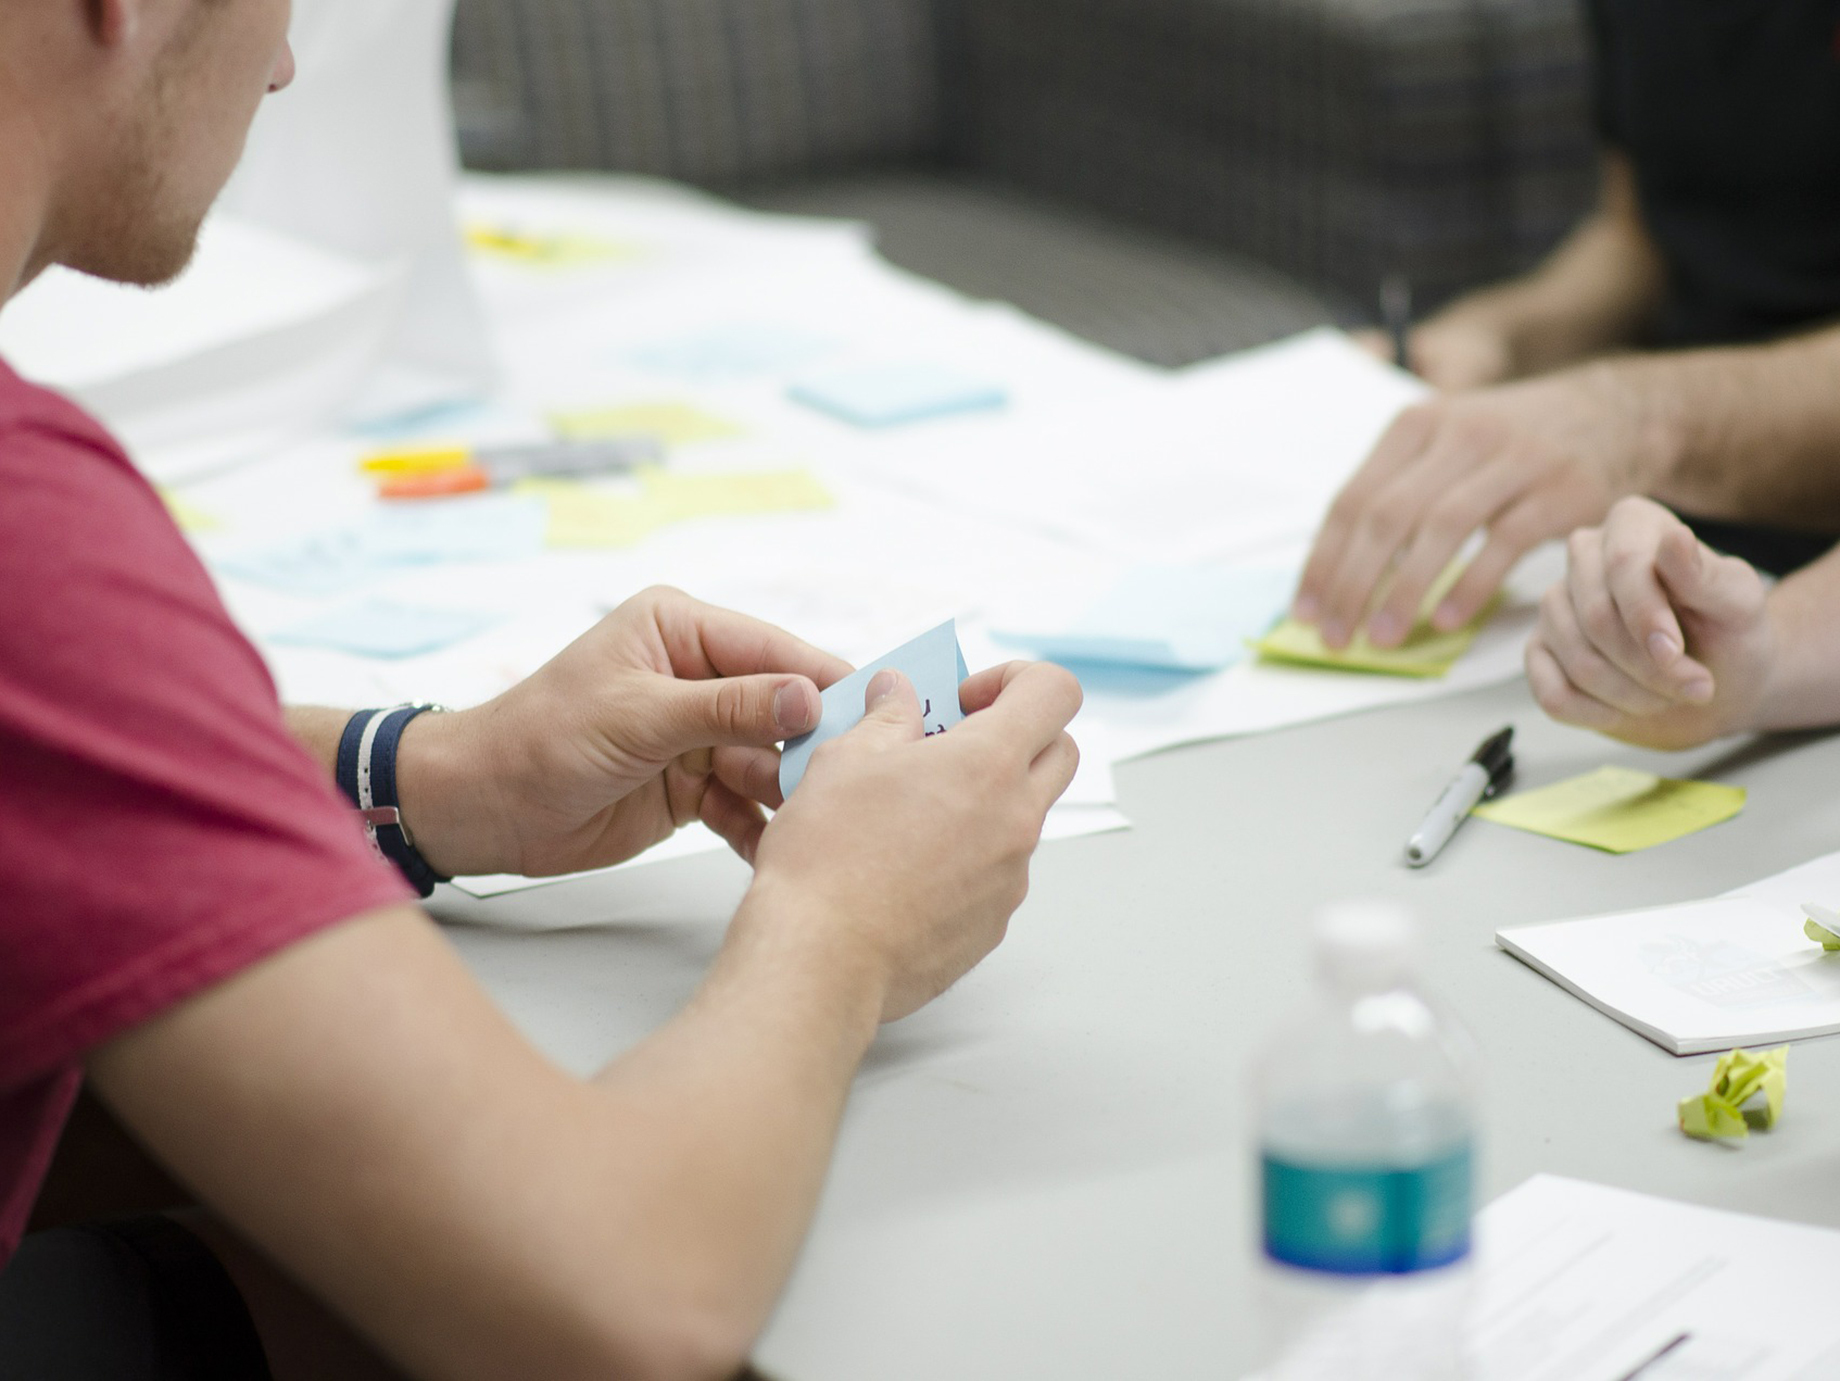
[335,704,450,898]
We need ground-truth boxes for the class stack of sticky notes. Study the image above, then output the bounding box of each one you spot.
[1253,561,1499,678]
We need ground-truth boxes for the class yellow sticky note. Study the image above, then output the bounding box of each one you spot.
[1473,765,1745,854]
[1253,562,1499,678]
[639,468,833,521]
[1253,604,1496,678]
[463,223,641,268]
[158,489,222,534]
[520,480,669,549]
[549,403,744,447]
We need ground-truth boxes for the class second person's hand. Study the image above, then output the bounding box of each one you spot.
[1525,497,1774,750]
[1292,363,1672,651]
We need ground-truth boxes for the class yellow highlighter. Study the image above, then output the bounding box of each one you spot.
[360,437,664,500]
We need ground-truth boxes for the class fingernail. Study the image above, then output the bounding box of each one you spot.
[1293,594,1319,623]
[1322,620,1347,648]
[1433,601,1462,632]
[866,669,900,706]
[1368,611,1404,647]
[1647,631,1681,664]
[774,681,816,735]
[1681,676,1714,704]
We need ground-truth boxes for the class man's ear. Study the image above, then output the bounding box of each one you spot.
[86,0,138,47]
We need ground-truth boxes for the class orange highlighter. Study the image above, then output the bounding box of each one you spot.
[365,437,664,500]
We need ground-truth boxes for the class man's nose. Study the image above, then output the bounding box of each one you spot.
[269,40,297,94]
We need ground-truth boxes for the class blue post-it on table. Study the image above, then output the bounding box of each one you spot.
[788,363,1007,428]
[269,600,502,659]
[216,530,398,597]
[780,619,970,798]
[217,496,548,597]
[994,566,1296,673]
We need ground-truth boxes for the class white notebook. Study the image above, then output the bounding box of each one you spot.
[1497,847,1840,1055]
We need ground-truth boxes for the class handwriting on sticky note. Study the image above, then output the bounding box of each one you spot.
[780,620,970,798]
[549,402,744,447]
[1472,766,1745,854]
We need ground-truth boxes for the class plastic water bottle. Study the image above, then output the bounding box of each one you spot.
[1251,901,1479,1380]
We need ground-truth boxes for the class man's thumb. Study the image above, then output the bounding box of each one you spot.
[853,669,923,743]
[665,674,820,751]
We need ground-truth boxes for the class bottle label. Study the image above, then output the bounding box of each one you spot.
[1261,1143,1472,1276]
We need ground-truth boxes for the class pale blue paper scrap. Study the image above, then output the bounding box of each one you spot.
[216,495,548,596]
[995,566,1296,673]
[780,619,970,798]
[788,363,1007,428]
[626,323,839,381]
[269,600,502,659]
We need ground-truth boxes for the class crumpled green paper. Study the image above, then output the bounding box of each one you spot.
[1678,1046,1788,1142]
[1801,902,1840,952]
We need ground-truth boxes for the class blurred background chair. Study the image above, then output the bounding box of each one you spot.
[450,0,1597,368]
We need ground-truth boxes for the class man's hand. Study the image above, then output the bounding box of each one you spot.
[1292,362,1676,650]
[745,661,1082,1023]
[401,586,853,879]
[1525,498,1774,750]
[1350,314,1517,392]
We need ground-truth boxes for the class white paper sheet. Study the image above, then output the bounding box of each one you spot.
[1497,846,1840,1055]
[1250,1175,1840,1381]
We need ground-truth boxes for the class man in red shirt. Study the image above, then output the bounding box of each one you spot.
[0,3,1082,1377]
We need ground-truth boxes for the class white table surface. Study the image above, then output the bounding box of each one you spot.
[433,676,1840,1380]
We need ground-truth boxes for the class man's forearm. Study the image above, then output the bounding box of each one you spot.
[1620,325,1840,527]
[1432,152,1666,379]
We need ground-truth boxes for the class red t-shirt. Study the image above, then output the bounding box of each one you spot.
[0,360,412,1261]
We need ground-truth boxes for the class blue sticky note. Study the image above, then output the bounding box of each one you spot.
[216,529,401,597]
[363,494,549,564]
[780,620,970,798]
[626,324,839,381]
[995,566,1296,673]
[216,496,548,596]
[788,363,1007,428]
[269,600,502,659]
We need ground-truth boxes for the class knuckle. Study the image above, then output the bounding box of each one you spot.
[1577,593,1619,643]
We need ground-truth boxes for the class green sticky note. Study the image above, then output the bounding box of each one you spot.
[1802,904,1840,951]
[1252,562,1500,679]
[1679,1045,1787,1142]
[1471,765,1745,854]
[1678,1093,1748,1141]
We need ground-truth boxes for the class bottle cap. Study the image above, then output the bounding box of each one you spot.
[1314,900,1419,988]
